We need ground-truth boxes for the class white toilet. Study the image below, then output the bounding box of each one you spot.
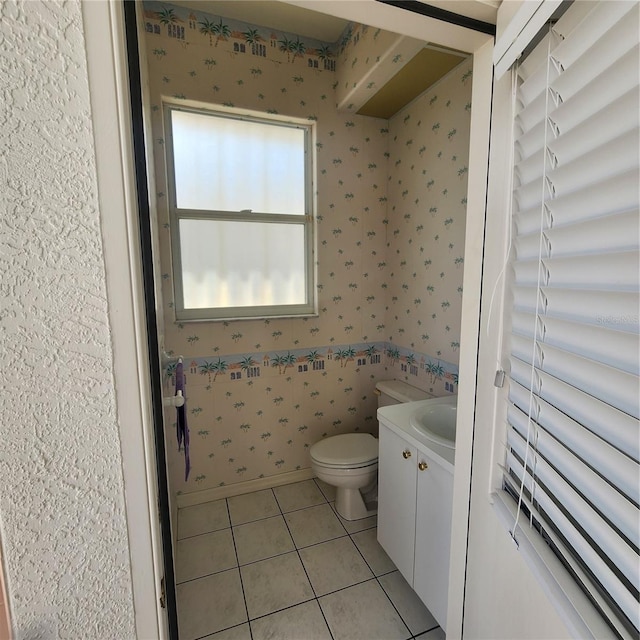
[310,380,430,520]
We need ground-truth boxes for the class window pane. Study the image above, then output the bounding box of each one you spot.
[179,219,306,309]
[171,110,306,214]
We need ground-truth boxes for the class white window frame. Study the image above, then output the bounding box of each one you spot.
[163,101,317,322]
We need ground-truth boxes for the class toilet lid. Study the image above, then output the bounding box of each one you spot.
[310,433,378,466]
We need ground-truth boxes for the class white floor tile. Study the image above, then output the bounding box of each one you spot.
[299,536,373,596]
[178,499,229,539]
[319,579,411,640]
[415,626,446,640]
[240,551,314,619]
[233,515,294,565]
[176,569,247,640]
[201,623,252,639]
[284,503,347,548]
[379,571,438,635]
[332,504,377,534]
[228,489,280,525]
[313,478,337,502]
[176,529,237,583]
[250,600,332,640]
[351,527,397,576]
[273,479,326,512]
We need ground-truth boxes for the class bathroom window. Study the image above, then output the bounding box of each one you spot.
[164,103,316,321]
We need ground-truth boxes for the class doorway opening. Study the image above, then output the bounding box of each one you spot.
[116,3,496,637]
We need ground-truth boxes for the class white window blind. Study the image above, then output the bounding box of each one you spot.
[502,1,640,637]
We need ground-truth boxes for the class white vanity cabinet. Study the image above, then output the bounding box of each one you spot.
[413,441,453,630]
[378,426,419,582]
[377,417,454,631]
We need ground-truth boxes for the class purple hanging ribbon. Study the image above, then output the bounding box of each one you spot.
[175,361,191,481]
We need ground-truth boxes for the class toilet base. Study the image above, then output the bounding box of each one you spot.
[335,486,378,521]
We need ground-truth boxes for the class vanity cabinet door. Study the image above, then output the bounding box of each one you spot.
[377,424,417,584]
[413,449,454,632]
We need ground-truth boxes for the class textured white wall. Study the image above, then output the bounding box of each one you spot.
[0,1,136,637]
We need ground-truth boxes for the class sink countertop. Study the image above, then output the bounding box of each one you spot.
[377,397,457,473]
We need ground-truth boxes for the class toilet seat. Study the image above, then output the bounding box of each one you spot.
[310,433,378,468]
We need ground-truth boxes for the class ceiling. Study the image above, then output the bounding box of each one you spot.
[171,1,491,117]
[357,45,467,119]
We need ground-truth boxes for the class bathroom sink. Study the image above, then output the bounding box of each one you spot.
[410,401,457,449]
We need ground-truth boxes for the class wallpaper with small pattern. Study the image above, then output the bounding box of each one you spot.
[336,22,424,113]
[142,2,471,495]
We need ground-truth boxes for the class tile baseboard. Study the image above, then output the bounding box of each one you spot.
[176,468,315,508]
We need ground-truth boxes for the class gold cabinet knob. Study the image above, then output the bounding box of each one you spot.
[402,450,412,459]
[418,461,428,471]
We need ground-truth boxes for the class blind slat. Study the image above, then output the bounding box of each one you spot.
[515,119,546,163]
[509,381,639,506]
[514,147,545,186]
[514,251,640,291]
[549,10,638,99]
[512,286,639,334]
[545,209,639,258]
[550,0,596,41]
[510,335,639,418]
[546,131,639,199]
[515,209,640,261]
[503,464,640,631]
[520,53,558,106]
[545,169,640,227]
[516,193,640,239]
[550,1,637,70]
[518,31,553,81]
[511,310,639,374]
[515,90,547,136]
[510,358,639,462]
[549,46,639,134]
[548,90,639,163]
[507,424,640,585]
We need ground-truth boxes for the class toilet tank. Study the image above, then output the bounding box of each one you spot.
[375,380,431,407]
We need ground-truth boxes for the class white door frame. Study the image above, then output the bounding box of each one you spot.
[83,1,494,637]
[82,2,167,637]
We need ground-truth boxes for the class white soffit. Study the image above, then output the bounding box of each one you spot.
[282,0,493,53]
[174,0,349,42]
[416,0,499,25]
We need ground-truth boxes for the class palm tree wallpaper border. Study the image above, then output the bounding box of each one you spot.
[144,1,341,69]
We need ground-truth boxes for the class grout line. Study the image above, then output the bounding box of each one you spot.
[245,594,317,624]
[177,482,442,640]
[278,493,336,640]
[175,564,239,587]
[227,498,254,640]
[229,512,281,527]
[344,524,415,639]
[237,546,297,569]
[314,574,378,599]
[278,499,330,515]
[175,525,231,542]
[193,621,248,640]
[373,571,413,640]
[288,532,349,553]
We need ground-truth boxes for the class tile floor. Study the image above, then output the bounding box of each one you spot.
[175,478,446,640]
